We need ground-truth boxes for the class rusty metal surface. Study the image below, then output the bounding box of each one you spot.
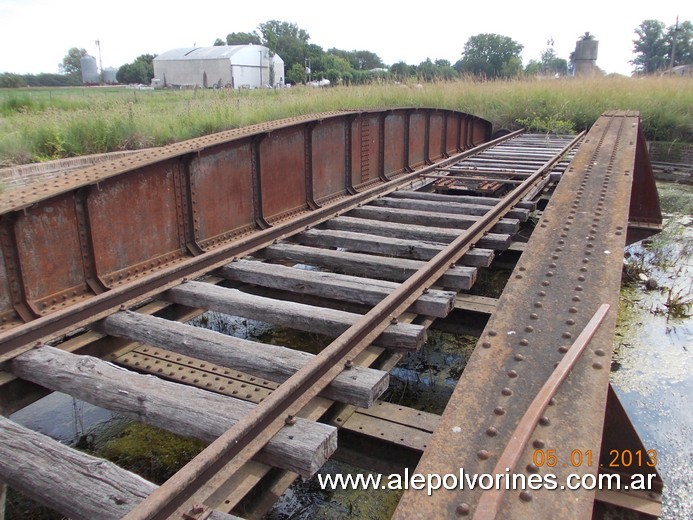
[383,111,408,177]
[408,111,428,169]
[0,112,346,215]
[626,126,662,244]
[122,132,578,520]
[394,111,647,519]
[0,108,493,359]
[189,140,256,250]
[115,347,277,403]
[473,304,610,519]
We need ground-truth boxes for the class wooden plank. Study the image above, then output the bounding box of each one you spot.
[165,282,427,350]
[11,346,336,477]
[388,189,537,211]
[220,259,456,318]
[259,243,477,291]
[0,415,241,520]
[295,228,494,267]
[0,414,156,520]
[347,206,520,234]
[326,216,511,250]
[454,294,499,314]
[508,241,527,252]
[373,196,530,221]
[101,311,389,408]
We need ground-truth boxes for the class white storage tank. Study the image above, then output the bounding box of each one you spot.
[81,55,99,84]
[103,67,117,84]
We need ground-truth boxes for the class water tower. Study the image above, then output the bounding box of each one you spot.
[573,36,599,76]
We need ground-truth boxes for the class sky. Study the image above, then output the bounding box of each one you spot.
[0,0,690,76]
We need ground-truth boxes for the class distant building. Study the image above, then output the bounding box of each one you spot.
[152,45,285,89]
[103,67,118,84]
[663,65,693,77]
[81,55,99,84]
[573,39,599,76]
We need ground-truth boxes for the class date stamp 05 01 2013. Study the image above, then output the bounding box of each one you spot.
[532,449,657,469]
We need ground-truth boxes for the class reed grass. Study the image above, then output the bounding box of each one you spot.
[1,76,690,166]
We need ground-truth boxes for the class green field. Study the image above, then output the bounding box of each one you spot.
[1,76,691,166]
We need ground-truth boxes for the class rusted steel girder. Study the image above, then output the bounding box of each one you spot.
[0,109,491,358]
[394,111,659,519]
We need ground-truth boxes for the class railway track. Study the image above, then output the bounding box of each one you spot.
[0,109,662,519]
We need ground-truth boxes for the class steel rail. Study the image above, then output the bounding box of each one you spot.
[123,131,585,520]
[0,130,524,364]
[472,303,610,519]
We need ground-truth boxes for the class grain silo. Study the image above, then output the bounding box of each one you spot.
[81,55,99,84]
[103,67,117,84]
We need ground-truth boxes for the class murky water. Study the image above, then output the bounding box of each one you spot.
[611,182,692,519]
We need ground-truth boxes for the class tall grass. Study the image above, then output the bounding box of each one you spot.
[0,76,691,166]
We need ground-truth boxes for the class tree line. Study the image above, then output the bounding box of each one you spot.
[631,19,693,74]
[1,18,690,89]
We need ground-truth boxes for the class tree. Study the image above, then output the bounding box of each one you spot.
[524,59,541,75]
[413,58,458,81]
[286,63,306,84]
[25,73,78,87]
[258,20,309,68]
[116,54,156,85]
[456,34,524,78]
[666,20,693,68]
[213,38,225,46]
[325,49,385,71]
[631,20,668,73]
[315,54,352,84]
[390,61,413,81]
[351,50,384,70]
[434,59,459,80]
[0,72,26,88]
[538,38,568,75]
[631,19,692,73]
[226,32,262,45]
[416,58,437,82]
[59,47,88,78]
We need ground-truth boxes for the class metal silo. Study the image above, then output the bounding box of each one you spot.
[103,67,117,84]
[81,55,99,84]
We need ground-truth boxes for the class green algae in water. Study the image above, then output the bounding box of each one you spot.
[467,268,512,299]
[4,490,66,520]
[79,420,206,485]
[257,327,332,356]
